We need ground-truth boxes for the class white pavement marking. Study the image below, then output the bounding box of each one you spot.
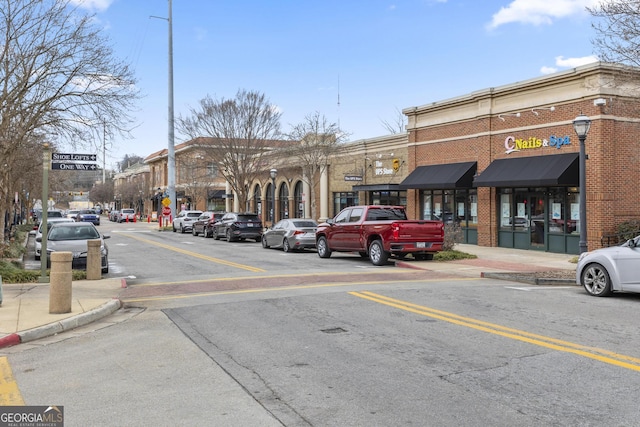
[505,286,575,291]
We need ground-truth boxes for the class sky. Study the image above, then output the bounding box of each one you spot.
[68,0,601,170]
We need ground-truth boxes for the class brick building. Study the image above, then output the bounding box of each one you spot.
[398,62,640,254]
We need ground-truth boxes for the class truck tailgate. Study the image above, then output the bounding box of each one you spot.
[395,220,444,241]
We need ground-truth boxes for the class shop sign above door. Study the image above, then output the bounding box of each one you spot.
[504,135,571,154]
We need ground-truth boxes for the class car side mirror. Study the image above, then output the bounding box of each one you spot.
[102,234,111,240]
[326,218,335,225]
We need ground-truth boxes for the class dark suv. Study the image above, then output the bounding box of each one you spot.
[212,212,263,242]
[192,211,225,238]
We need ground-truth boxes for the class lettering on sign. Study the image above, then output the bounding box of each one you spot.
[51,163,97,171]
[51,153,97,162]
[504,135,571,154]
[374,160,393,176]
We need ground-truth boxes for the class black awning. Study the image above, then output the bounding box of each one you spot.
[208,189,226,198]
[398,161,477,190]
[474,153,579,187]
[352,184,401,191]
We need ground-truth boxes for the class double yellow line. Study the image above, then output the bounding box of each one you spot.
[350,291,640,372]
[121,233,266,272]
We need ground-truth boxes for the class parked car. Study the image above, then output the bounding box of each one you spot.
[66,209,80,220]
[212,212,263,242]
[262,219,318,252]
[191,211,225,237]
[37,222,110,273]
[34,218,74,260]
[576,235,640,296]
[109,209,120,222]
[32,209,64,228]
[172,210,203,233]
[117,208,136,223]
[77,209,100,225]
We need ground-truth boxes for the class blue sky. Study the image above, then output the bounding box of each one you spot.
[71,0,600,169]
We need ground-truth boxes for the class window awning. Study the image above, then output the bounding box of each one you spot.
[474,153,579,187]
[208,189,226,198]
[398,161,477,190]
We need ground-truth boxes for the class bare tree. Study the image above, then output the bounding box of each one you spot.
[176,155,218,210]
[176,90,283,210]
[589,1,640,66]
[0,0,138,238]
[286,112,348,220]
[380,107,406,134]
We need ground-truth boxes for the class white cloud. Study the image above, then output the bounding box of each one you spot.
[540,55,599,74]
[487,0,600,30]
[68,0,114,12]
[554,55,599,67]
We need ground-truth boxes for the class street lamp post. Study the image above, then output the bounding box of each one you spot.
[573,113,591,254]
[270,168,277,224]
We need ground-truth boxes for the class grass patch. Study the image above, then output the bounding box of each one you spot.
[434,250,478,261]
[0,260,87,283]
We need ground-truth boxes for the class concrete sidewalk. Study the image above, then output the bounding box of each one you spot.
[0,278,124,349]
[0,244,578,350]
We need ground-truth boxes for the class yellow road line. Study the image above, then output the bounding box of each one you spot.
[0,356,24,405]
[350,291,640,372]
[120,232,266,272]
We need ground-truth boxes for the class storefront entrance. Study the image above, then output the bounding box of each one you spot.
[514,192,546,250]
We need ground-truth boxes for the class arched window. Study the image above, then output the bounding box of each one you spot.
[278,182,289,220]
[253,184,261,214]
[266,183,274,223]
[294,181,304,218]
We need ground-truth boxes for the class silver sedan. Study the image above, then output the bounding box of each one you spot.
[576,235,640,296]
[261,219,318,252]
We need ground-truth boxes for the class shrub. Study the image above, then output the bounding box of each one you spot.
[616,220,640,241]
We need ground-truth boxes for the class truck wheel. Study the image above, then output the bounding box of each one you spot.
[317,236,331,258]
[369,240,389,266]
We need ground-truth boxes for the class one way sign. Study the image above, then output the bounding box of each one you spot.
[51,163,97,171]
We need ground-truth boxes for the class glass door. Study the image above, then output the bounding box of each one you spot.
[529,194,545,249]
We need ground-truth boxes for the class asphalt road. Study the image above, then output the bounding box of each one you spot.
[9,219,640,426]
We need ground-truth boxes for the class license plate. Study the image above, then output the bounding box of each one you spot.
[416,242,426,248]
[247,223,253,227]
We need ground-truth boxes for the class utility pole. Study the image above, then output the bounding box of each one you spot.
[167,0,176,219]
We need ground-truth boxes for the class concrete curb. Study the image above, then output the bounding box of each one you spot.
[481,272,576,286]
[0,298,122,349]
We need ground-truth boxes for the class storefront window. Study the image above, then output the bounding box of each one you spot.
[422,193,432,220]
[568,188,579,234]
[467,190,478,226]
[549,188,565,234]
[500,190,514,229]
[333,192,358,216]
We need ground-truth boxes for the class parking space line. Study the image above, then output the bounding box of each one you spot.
[0,357,24,405]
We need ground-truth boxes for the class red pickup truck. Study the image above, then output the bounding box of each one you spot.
[315,205,445,266]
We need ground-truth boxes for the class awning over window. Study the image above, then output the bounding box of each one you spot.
[474,153,579,187]
[398,161,477,190]
[208,189,226,198]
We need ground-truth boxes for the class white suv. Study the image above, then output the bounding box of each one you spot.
[118,208,136,223]
[172,210,203,233]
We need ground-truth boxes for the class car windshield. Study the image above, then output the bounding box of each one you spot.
[187,212,201,218]
[49,225,100,241]
[122,209,134,214]
[47,211,64,218]
[80,210,96,214]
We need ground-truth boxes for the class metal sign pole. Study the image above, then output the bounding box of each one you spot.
[40,143,50,283]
